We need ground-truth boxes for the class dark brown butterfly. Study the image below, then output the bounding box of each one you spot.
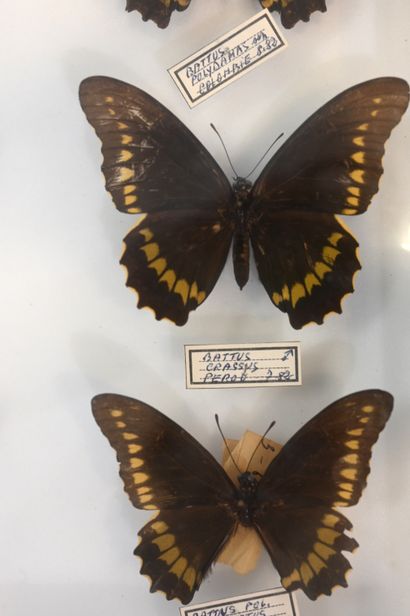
[91,389,393,604]
[125,0,325,29]
[79,76,409,329]
[125,0,191,29]
[261,0,327,29]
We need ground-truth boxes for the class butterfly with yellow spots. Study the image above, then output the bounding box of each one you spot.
[91,389,393,604]
[125,0,192,28]
[79,76,409,328]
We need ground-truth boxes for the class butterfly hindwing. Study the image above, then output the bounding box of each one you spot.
[252,390,393,598]
[261,0,327,28]
[126,0,192,28]
[135,507,236,603]
[251,211,360,328]
[250,77,409,327]
[79,77,234,324]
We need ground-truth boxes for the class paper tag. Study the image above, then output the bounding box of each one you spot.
[185,342,301,389]
[169,10,287,107]
[180,587,299,616]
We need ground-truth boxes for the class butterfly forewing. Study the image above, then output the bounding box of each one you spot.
[252,390,393,598]
[261,0,327,28]
[250,77,409,327]
[126,0,192,28]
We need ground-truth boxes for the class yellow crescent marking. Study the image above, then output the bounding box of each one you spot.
[125,195,138,206]
[139,228,153,242]
[149,258,167,276]
[122,432,138,441]
[341,467,358,480]
[139,494,153,504]
[170,557,188,578]
[348,186,361,197]
[350,169,365,184]
[117,122,128,130]
[123,185,136,195]
[118,150,133,163]
[189,281,198,299]
[357,123,369,131]
[272,292,283,305]
[342,208,357,215]
[281,284,290,301]
[116,421,126,428]
[314,542,336,560]
[346,440,360,450]
[105,96,114,103]
[137,486,150,495]
[160,269,177,291]
[118,167,134,182]
[282,569,301,588]
[317,528,339,545]
[308,552,326,574]
[107,108,116,116]
[152,534,175,552]
[328,232,343,246]
[371,109,379,117]
[183,566,196,590]
[174,279,189,305]
[159,547,180,565]
[351,151,365,164]
[339,483,354,492]
[338,491,352,500]
[141,243,160,262]
[353,136,365,147]
[128,444,142,454]
[152,521,168,534]
[360,417,370,424]
[110,410,123,418]
[197,291,206,304]
[144,504,157,510]
[362,405,375,413]
[322,513,339,528]
[129,458,144,469]
[314,262,331,279]
[300,562,314,586]
[347,196,360,207]
[322,246,340,265]
[128,206,141,213]
[291,283,306,307]
[121,135,133,145]
[373,97,382,104]
[132,472,149,484]
[347,428,364,436]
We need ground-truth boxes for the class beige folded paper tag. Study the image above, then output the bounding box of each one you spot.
[217,430,282,574]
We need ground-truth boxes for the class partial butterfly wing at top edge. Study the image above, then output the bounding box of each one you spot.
[261,0,327,28]
[252,390,393,599]
[250,77,409,328]
[126,0,193,28]
[79,77,234,325]
[91,394,237,603]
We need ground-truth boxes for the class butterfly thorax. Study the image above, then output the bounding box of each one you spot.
[232,177,253,290]
[234,471,259,527]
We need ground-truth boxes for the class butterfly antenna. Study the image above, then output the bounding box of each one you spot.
[244,133,284,179]
[210,123,239,179]
[215,414,242,474]
[245,420,276,472]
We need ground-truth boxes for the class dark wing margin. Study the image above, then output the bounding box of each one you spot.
[126,0,192,29]
[253,78,409,216]
[253,390,393,599]
[91,394,237,604]
[250,211,360,329]
[261,0,327,28]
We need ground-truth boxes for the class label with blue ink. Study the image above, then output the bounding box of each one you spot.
[180,587,299,616]
[169,10,287,107]
[185,342,301,389]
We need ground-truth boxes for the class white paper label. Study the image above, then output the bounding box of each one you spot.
[180,587,299,616]
[185,342,301,389]
[169,10,287,107]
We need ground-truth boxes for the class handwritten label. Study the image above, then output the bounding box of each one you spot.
[169,10,287,107]
[185,343,301,389]
[180,587,299,616]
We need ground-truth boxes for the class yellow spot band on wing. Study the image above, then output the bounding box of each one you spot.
[174,279,189,305]
[141,243,160,262]
[282,569,301,588]
[183,566,196,590]
[170,557,188,578]
[139,228,153,242]
[110,410,123,418]
[152,521,168,534]
[132,472,149,484]
[346,440,360,450]
[128,444,142,454]
[129,458,144,469]
[351,151,365,164]
[159,547,180,565]
[300,562,314,585]
[314,261,331,279]
[118,167,134,182]
[160,269,176,291]
[322,246,340,265]
[122,432,138,441]
[291,283,306,308]
[153,534,175,552]
[350,169,365,184]
[348,186,360,197]
[149,258,167,276]
[317,528,339,545]
[341,467,358,480]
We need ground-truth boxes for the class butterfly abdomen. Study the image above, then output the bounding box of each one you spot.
[233,178,253,289]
